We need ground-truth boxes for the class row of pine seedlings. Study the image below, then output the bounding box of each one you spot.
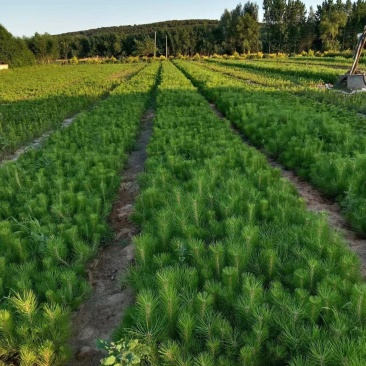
[0,63,144,159]
[208,59,341,86]
[202,60,366,116]
[112,61,366,366]
[175,60,366,237]
[0,62,159,365]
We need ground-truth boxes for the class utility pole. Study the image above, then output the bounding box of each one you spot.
[154,31,156,58]
[166,35,168,58]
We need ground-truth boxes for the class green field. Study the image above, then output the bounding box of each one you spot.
[0,60,366,366]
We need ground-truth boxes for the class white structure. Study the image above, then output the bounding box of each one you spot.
[0,64,9,70]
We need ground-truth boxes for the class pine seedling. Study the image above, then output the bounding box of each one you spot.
[134,234,157,268]
[222,266,239,300]
[18,345,38,366]
[351,284,366,324]
[266,340,287,364]
[288,356,312,366]
[293,268,309,290]
[195,292,214,318]
[222,327,241,359]
[159,340,181,364]
[153,252,173,269]
[309,340,333,366]
[209,243,225,278]
[194,352,215,366]
[136,289,159,329]
[227,241,251,273]
[178,312,196,351]
[239,345,258,366]
[317,282,343,322]
[37,340,56,366]
[260,249,279,282]
[225,217,243,240]
[45,237,69,267]
[187,239,205,266]
[241,225,259,247]
[156,210,175,249]
[206,337,221,359]
[72,240,95,265]
[10,290,38,324]
[339,252,360,282]
[0,310,14,341]
[204,280,223,306]
[159,286,180,335]
[41,303,71,346]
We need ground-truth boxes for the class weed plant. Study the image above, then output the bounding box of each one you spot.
[113,61,366,365]
[0,63,160,365]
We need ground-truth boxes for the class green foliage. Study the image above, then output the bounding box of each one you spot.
[0,63,160,364]
[113,60,366,365]
[97,339,151,365]
[0,63,144,158]
[0,24,35,67]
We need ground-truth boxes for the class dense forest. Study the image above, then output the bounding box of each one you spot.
[1,0,366,67]
[0,25,35,66]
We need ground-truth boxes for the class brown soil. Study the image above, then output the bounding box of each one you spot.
[209,103,366,278]
[68,109,154,366]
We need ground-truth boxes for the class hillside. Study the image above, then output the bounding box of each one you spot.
[58,19,219,37]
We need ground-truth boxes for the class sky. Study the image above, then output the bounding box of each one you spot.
[2,0,322,38]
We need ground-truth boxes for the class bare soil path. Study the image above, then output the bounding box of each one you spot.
[68,108,154,366]
[209,103,366,278]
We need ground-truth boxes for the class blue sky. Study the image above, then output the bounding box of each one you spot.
[2,0,322,38]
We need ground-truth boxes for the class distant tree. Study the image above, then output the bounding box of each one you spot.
[58,35,72,59]
[219,2,261,54]
[133,36,156,56]
[27,33,59,62]
[237,5,261,53]
[301,6,319,51]
[263,0,287,52]
[317,0,349,50]
[284,0,307,53]
[0,24,35,67]
[343,0,366,50]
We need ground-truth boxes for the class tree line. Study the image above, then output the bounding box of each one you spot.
[1,0,366,67]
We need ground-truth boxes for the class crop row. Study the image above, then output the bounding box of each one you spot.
[0,62,160,365]
[203,60,366,116]
[209,59,342,84]
[111,61,366,365]
[254,56,366,68]
[176,60,366,236]
[0,64,143,158]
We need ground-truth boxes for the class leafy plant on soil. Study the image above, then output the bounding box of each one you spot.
[97,339,151,366]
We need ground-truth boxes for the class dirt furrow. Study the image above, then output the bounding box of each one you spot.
[68,108,154,366]
[209,103,366,278]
